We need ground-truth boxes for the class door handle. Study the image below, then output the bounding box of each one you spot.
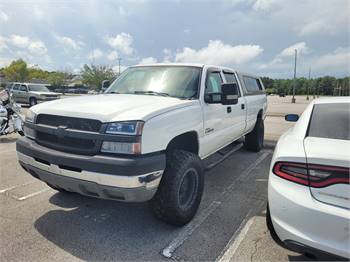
[241,104,245,110]
[227,106,232,113]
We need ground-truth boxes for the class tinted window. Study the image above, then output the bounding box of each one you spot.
[307,103,350,140]
[224,72,238,84]
[206,72,222,93]
[28,84,49,92]
[12,84,20,91]
[243,76,262,92]
[20,85,27,91]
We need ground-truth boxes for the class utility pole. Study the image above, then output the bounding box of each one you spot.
[117,58,122,76]
[307,66,311,100]
[292,49,297,103]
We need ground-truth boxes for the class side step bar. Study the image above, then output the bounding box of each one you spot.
[204,142,243,171]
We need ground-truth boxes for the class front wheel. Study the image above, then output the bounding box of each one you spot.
[29,97,37,107]
[149,150,204,226]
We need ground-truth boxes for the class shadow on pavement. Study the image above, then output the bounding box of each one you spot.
[34,192,176,261]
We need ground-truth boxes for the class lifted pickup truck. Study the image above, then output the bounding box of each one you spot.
[17,63,267,225]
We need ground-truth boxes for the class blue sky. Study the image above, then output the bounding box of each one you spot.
[0,0,349,78]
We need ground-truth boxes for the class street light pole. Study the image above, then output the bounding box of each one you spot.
[307,66,311,100]
[292,49,297,103]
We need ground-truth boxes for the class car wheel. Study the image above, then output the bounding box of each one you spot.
[149,150,204,226]
[244,117,264,152]
[29,97,37,107]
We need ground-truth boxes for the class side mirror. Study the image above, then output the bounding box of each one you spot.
[102,80,110,89]
[221,83,238,105]
[204,93,222,104]
[285,114,299,122]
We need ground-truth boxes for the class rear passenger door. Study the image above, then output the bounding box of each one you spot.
[18,84,28,103]
[240,75,266,133]
[223,71,247,140]
[11,84,20,102]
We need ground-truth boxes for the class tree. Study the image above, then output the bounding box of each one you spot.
[4,59,28,82]
[81,64,116,90]
[47,72,65,87]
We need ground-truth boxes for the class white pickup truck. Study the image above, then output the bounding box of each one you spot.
[17,63,267,225]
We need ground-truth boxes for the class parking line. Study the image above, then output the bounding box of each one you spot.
[11,188,50,201]
[162,201,222,258]
[161,152,270,259]
[216,216,254,262]
[0,182,35,194]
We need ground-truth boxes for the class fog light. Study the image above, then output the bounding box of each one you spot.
[24,126,35,139]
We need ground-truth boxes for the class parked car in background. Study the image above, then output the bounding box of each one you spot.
[17,63,267,225]
[10,83,60,107]
[267,97,350,260]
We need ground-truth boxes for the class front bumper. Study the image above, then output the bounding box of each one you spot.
[17,137,166,202]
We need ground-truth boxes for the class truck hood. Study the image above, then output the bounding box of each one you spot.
[31,94,195,122]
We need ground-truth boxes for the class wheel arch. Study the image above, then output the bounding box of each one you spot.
[166,131,199,155]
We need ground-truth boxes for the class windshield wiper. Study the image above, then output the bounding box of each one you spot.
[106,91,119,94]
[134,90,170,97]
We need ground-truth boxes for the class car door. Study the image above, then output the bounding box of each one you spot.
[201,68,234,157]
[223,70,247,140]
[11,84,20,102]
[18,84,28,103]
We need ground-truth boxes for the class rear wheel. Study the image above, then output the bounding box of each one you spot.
[149,150,204,226]
[29,97,37,107]
[244,117,264,152]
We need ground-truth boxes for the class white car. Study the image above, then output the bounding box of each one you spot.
[267,97,350,259]
[17,63,267,225]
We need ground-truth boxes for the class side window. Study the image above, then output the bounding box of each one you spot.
[20,85,27,92]
[205,72,222,93]
[12,84,20,91]
[224,72,240,96]
[243,76,262,92]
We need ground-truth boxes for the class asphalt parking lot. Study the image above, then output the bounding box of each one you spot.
[1,96,321,261]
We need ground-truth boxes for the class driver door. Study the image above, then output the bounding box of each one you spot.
[201,69,235,158]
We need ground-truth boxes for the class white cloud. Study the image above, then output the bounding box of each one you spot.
[87,48,103,60]
[313,48,350,73]
[106,32,134,55]
[279,42,310,57]
[184,28,191,34]
[139,56,157,64]
[252,0,280,11]
[162,48,172,62]
[57,36,81,50]
[119,6,127,16]
[107,51,119,61]
[175,40,263,65]
[28,41,48,55]
[0,36,8,51]
[10,34,29,48]
[0,10,9,22]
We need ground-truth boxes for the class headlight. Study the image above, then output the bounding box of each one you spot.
[101,141,141,155]
[25,109,36,123]
[105,121,144,135]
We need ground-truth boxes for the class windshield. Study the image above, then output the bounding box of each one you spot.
[106,66,201,99]
[29,84,50,92]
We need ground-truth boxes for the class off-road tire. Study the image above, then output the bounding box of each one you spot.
[29,97,37,107]
[149,150,204,226]
[244,117,264,152]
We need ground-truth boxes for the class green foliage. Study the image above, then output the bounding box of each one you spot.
[47,72,65,86]
[4,59,28,82]
[81,64,116,90]
[261,76,350,96]
[28,68,50,81]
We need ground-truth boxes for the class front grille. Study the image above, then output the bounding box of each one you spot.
[35,114,102,155]
[36,114,101,132]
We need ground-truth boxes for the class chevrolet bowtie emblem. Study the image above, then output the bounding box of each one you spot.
[56,125,68,138]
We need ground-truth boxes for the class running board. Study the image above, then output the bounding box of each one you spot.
[204,143,243,171]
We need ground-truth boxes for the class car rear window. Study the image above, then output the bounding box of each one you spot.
[307,103,350,140]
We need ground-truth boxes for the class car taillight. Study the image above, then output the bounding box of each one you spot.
[273,162,349,188]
